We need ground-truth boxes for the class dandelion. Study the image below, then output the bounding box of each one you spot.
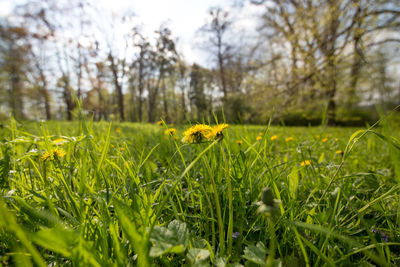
[321,138,328,142]
[41,148,66,161]
[52,138,66,145]
[301,160,311,166]
[256,135,262,141]
[41,151,51,161]
[165,128,177,136]
[336,150,343,154]
[157,120,163,126]
[207,123,229,140]
[54,148,66,158]
[120,147,125,151]
[271,135,278,141]
[116,128,121,134]
[182,124,212,144]
[335,138,339,142]
[285,137,294,142]
[236,140,243,145]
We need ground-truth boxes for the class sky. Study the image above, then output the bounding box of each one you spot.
[0,0,261,66]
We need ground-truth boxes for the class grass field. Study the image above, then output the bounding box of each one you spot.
[0,115,400,266]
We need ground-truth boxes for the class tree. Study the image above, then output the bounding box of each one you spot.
[200,7,232,103]
[147,25,177,122]
[189,63,208,120]
[0,21,31,120]
[255,0,400,124]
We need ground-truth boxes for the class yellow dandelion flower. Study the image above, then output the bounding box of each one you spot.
[316,135,320,140]
[207,123,229,140]
[182,124,212,144]
[116,128,121,134]
[42,149,66,161]
[335,138,339,142]
[53,138,66,145]
[157,120,163,126]
[270,135,278,141]
[285,137,294,142]
[41,151,51,161]
[301,160,311,166]
[256,135,262,141]
[336,150,343,154]
[120,147,125,151]
[165,128,177,136]
[54,149,66,158]
[236,140,243,145]
[321,138,328,142]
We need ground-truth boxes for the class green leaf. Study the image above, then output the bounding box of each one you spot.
[30,227,77,257]
[243,241,268,266]
[149,220,189,257]
[318,152,324,163]
[0,150,10,189]
[287,167,299,199]
[114,201,150,267]
[186,248,210,266]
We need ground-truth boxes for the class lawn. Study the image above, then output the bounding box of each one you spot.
[0,117,399,266]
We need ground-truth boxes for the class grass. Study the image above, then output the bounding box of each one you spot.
[0,114,400,266]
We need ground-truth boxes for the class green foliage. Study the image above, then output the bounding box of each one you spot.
[0,115,399,266]
[150,220,189,257]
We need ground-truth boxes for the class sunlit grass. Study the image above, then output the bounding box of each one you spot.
[0,116,399,266]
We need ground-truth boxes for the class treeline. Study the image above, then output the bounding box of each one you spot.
[0,0,399,125]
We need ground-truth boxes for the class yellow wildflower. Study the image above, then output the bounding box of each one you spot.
[301,160,311,166]
[236,140,243,145]
[270,135,278,141]
[120,147,125,151]
[336,150,343,155]
[165,128,177,136]
[182,124,212,144]
[335,138,339,142]
[321,138,328,142]
[285,137,294,142]
[41,151,51,161]
[256,135,262,141]
[157,120,163,126]
[42,148,66,161]
[53,138,66,145]
[207,123,229,140]
[116,128,121,134]
[54,149,66,158]
[316,135,320,140]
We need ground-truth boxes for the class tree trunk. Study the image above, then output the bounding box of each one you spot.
[181,85,186,122]
[162,79,168,122]
[9,65,24,120]
[109,53,125,121]
[138,54,145,122]
[43,88,51,120]
[61,76,74,121]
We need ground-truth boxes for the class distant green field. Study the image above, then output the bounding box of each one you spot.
[0,118,399,266]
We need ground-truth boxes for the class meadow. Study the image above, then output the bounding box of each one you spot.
[0,115,400,266]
